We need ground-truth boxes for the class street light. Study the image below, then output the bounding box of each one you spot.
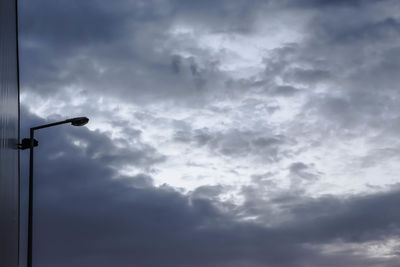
[19,117,89,267]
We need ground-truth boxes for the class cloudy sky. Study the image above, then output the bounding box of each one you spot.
[18,0,400,266]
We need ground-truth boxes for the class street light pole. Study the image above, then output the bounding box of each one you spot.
[27,127,34,267]
[20,117,89,267]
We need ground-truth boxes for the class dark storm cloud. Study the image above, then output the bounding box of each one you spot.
[285,190,400,244]
[20,0,172,48]
[239,180,400,246]
[20,0,400,106]
[18,0,244,102]
[20,109,400,267]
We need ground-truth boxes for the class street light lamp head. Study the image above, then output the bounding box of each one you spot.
[68,117,89,126]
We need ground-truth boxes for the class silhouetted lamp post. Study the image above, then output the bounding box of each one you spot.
[19,117,89,267]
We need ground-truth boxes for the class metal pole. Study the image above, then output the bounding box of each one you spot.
[27,128,34,267]
[23,118,88,267]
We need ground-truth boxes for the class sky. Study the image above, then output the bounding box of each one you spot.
[18,0,400,266]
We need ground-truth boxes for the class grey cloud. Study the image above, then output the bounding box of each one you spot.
[251,136,284,148]
[312,96,356,128]
[192,129,214,147]
[20,0,171,48]
[239,180,400,246]
[192,185,225,200]
[283,68,332,84]
[247,0,400,138]
[20,0,400,110]
[313,17,400,45]
[361,148,400,168]
[171,54,182,74]
[70,129,165,170]
[174,0,262,33]
[119,173,155,188]
[20,108,400,267]
[271,85,301,96]
[288,191,400,243]
[289,0,381,8]
[213,130,251,157]
[21,107,165,172]
[18,0,400,265]
[289,162,320,191]
[174,126,293,162]
[289,162,308,173]
[225,77,302,98]
[19,0,254,104]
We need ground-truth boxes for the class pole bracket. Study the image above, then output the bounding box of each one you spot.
[17,138,38,150]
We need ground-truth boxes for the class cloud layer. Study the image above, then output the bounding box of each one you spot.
[19,0,400,265]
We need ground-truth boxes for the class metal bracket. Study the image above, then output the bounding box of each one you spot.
[17,138,38,150]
